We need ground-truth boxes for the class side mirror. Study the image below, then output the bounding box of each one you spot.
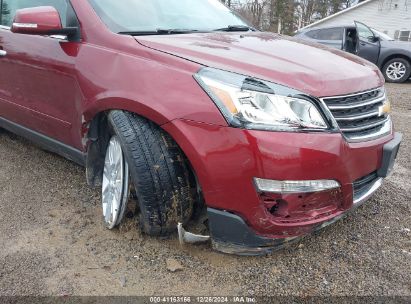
[11,6,79,41]
[368,35,379,43]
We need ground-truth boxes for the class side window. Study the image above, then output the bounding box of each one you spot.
[1,0,68,27]
[306,30,320,39]
[356,23,374,41]
[317,28,343,41]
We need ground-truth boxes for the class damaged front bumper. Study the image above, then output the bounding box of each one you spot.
[206,132,402,256]
[208,176,383,256]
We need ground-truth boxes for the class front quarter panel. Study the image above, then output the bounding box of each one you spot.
[69,0,227,150]
[78,42,226,127]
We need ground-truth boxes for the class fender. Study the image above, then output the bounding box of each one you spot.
[83,93,171,130]
[377,48,411,68]
[82,92,171,186]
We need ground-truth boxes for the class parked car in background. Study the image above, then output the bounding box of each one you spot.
[0,0,402,255]
[296,21,411,83]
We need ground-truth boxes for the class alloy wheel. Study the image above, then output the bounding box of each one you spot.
[386,62,407,81]
[102,136,129,229]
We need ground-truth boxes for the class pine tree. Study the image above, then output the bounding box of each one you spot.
[1,1,11,26]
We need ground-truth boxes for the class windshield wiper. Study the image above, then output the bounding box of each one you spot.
[119,26,254,36]
[118,29,203,36]
[156,28,202,34]
[213,25,254,32]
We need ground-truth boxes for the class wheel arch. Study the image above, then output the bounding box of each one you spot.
[82,95,174,186]
[84,107,203,212]
[380,53,411,70]
[82,95,172,128]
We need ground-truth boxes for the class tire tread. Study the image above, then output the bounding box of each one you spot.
[108,111,194,236]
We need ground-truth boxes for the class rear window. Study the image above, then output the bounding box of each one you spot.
[306,29,320,39]
[306,28,343,41]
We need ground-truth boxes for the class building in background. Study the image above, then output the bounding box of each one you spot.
[299,0,411,41]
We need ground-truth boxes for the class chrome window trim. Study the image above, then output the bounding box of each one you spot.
[13,23,38,29]
[49,34,68,40]
[0,25,68,41]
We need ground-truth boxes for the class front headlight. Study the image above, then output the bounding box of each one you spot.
[194,68,328,131]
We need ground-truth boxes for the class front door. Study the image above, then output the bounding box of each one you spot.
[355,21,380,64]
[0,0,82,149]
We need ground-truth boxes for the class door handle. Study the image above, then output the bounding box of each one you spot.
[0,50,7,57]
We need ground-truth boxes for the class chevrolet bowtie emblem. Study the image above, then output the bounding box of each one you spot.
[379,99,391,116]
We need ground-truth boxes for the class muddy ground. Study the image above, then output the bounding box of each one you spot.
[0,82,410,297]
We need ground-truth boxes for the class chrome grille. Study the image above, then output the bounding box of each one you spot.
[321,88,391,141]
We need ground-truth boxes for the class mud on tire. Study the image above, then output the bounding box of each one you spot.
[108,110,195,236]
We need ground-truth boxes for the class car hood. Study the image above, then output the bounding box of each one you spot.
[136,32,384,97]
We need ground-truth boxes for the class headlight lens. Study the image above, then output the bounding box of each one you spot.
[194,68,328,131]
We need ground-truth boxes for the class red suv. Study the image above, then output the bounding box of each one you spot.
[0,0,402,255]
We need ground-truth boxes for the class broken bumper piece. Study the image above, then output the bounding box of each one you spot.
[208,208,300,256]
[207,174,385,256]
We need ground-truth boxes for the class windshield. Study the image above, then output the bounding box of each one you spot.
[371,28,394,41]
[88,0,248,34]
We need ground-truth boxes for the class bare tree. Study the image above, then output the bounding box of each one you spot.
[221,0,232,7]
[237,0,268,27]
[221,0,357,35]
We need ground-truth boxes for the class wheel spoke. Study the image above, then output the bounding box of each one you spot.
[105,202,112,223]
[101,135,129,229]
[103,167,110,182]
[114,143,122,164]
[109,142,115,165]
[387,62,408,80]
[111,196,117,213]
[102,184,110,198]
[115,161,122,177]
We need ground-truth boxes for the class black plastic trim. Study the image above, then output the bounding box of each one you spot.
[47,27,80,42]
[0,116,85,166]
[378,132,402,177]
[208,208,278,248]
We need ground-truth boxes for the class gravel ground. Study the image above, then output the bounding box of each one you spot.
[0,82,410,297]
